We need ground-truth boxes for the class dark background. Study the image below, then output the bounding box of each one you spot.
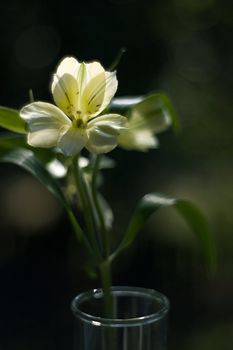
[0,0,233,349]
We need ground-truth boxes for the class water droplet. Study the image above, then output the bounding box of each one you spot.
[93,289,103,299]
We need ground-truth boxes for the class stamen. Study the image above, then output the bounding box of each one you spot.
[73,118,84,128]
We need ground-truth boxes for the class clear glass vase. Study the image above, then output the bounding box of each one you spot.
[71,286,169,350]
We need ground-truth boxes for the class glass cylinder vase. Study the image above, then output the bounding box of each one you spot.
[71,286,169,350]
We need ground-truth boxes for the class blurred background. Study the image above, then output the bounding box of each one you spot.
[0,0,232,349]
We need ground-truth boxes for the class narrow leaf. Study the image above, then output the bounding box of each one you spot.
[114,193,176,254]
[175,200,216,272]
[0,132,27,155]
[0,107,26,133]
[0,131,55,164]
[112,193,215,271]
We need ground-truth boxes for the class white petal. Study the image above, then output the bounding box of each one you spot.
[117,129,158,151]
[76,62,88,94]
[52,73,79,114]
[55,57,81,78]
[86,114,127,154]
[76,61,105,104]
[88,114,127,133]
[130,110,171,134]
[130,95,172,133]
[86,128,117,154]
[81,71,106,116]
[100,71,118,114]
[51,57,81,114]
[85,61,105,81]
[20,102,71,148]
[82,71,118,118]
[58,127,88,156]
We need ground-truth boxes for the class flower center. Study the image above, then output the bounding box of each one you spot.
[72,117,86,129]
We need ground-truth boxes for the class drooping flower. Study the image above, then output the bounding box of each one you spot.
[20,57,127,156]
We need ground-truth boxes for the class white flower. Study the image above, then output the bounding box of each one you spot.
[20,57,127,156]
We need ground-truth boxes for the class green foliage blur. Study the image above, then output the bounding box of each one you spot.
[0,0,232,349]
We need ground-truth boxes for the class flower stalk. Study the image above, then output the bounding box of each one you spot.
[99,259,113,317]
[91,154,110,258]
[71,155,100,256]
[71,152,114,317]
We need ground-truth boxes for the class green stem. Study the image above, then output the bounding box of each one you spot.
[99,259,118,350]
[66,209,97,259]
[99,259,113,317]
[74,154,114,323]
[91,154,115,320]
[72,154,102,261]
[108,47,127,71]
[91,154,110,258]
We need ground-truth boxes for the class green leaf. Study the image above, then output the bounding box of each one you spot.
[0,107,26,133]
[111,193,216,271]
[175,200,216,272]
[114,193,176,253]
[0,132,27,156]
[0,132,55,164]
[152,93,180,131]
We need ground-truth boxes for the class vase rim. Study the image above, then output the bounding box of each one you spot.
[71,286,169,327]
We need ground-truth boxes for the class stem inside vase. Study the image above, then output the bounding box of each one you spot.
[71,287,169,350]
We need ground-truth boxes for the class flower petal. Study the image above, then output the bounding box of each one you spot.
[81,72,106,116]
[82,70,118,118]
[58,127,88,156]
[54,57,81,78]
[86,128,117,154]
[85,61,105,82]
[129,95,172,133]
[117,129,158,151]
[20,102,71,148]
[51,57,81,114]
[88,114,127,132]
[52,74,79,114]
[86,114,127,153]
[100,71,118,114]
